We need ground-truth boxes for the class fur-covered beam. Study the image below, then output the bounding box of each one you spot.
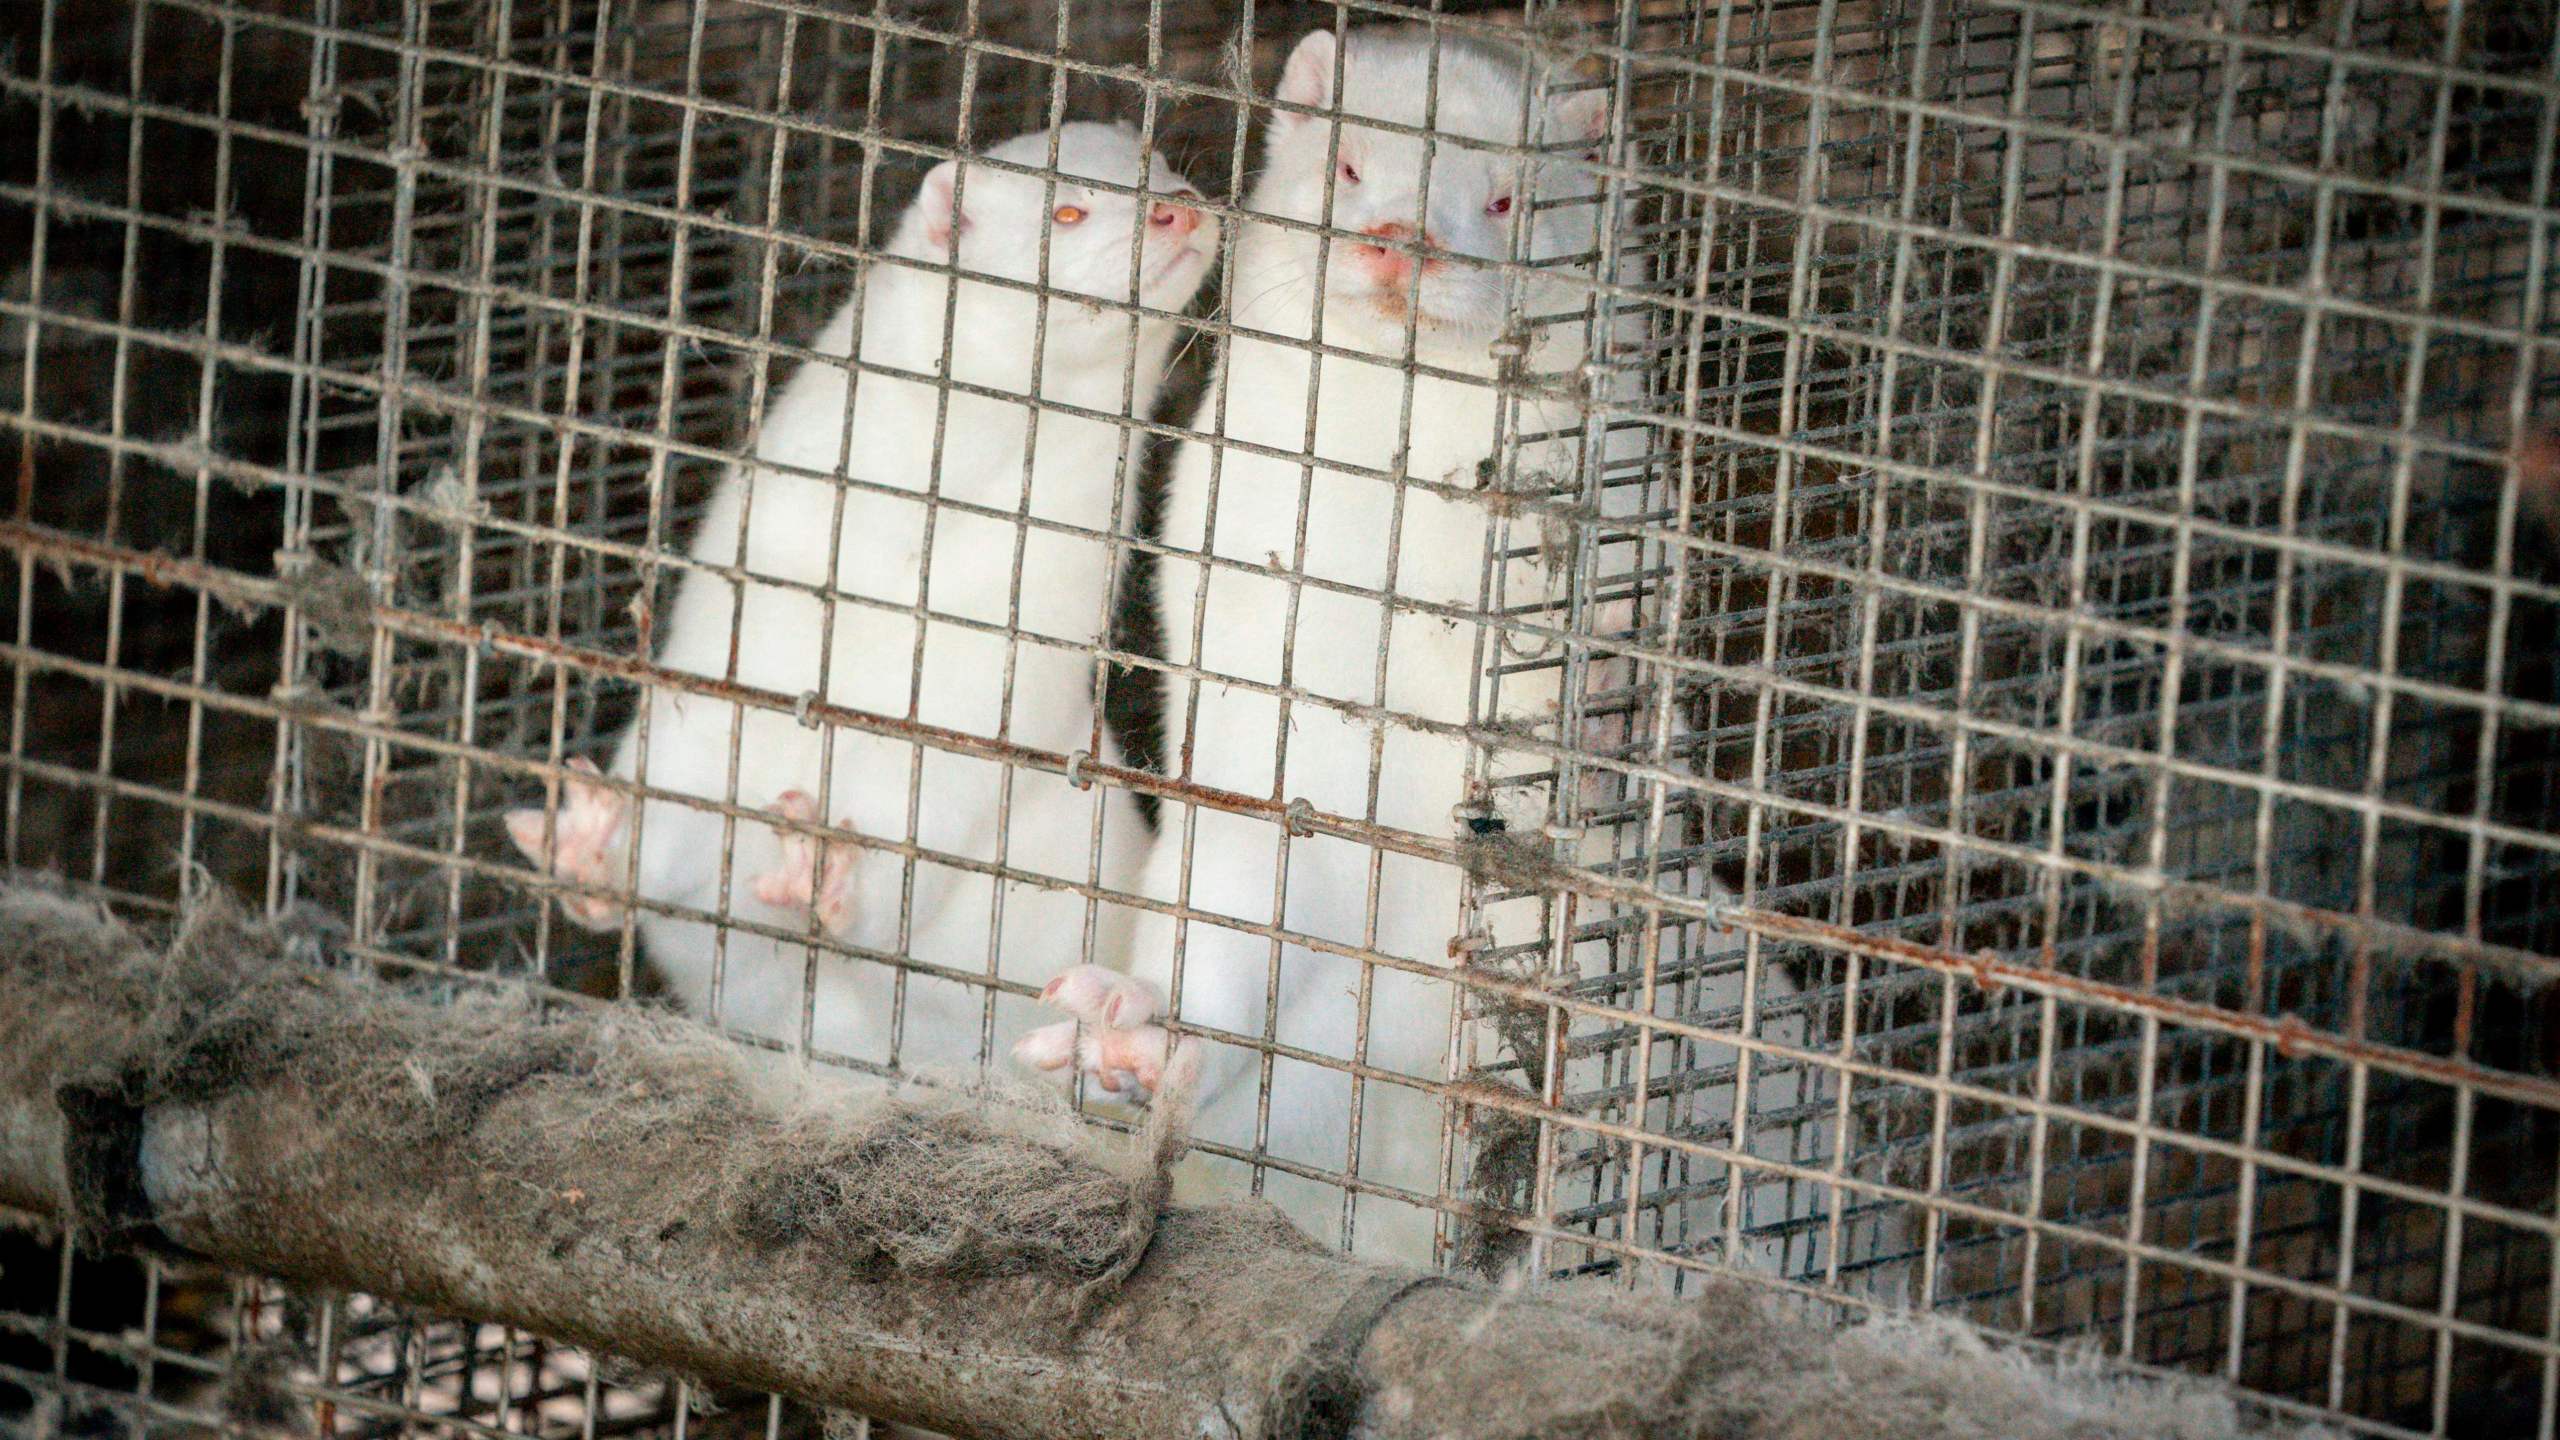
[0,881,2325,1440]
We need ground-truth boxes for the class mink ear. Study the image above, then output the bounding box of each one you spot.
[1549,85,1610,160]
[1274,29,1339,123]
[920,159,966,252]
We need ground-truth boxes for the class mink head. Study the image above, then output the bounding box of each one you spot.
[902,121,1215,320]
[1253,27,1610,349]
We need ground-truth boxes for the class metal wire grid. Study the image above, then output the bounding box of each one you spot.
[1,1,2557,1439]
[1510,4,2560,1431]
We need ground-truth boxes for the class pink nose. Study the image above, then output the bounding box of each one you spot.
[1355,221,1441,278]
[1149,200,1201,238]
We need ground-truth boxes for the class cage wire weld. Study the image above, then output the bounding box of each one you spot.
[1,0,2557,1438]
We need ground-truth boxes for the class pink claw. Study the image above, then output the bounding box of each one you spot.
[503,756,629,930]
[753,789,858,935]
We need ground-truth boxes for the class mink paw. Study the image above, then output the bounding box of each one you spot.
[752,789,858,936]
[1013,965,1196,1103]
[503,756,630,930]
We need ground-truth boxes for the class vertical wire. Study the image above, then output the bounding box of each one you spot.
[1920,0,2045,1316]
[443,0,520,970]
[345,0,434,954]
[700,0,805,1044]
[179,4,242,886]
[527,0,628,998]
[964,7,1083,1072]
[1157,0,1263,1154]
[1333,2,1454,1258]
[78,0,153,897]
[1722,0,1841,1283]
[2,0,61,874]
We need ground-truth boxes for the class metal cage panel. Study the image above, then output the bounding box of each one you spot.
[4,2,2556,1438]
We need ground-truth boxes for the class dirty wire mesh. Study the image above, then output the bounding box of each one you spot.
[3,1,2558,1439]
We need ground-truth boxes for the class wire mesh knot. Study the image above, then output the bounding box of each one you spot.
[1282,798,1317,838]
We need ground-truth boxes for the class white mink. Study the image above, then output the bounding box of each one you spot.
[507,123,1215,1078]
[1016,29,1711,1266]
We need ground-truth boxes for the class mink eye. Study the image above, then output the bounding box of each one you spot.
[1486,194,1513,216]
[1053,204,1087,226]
[1338,159,1361,185]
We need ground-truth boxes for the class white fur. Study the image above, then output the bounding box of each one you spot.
[520,123,1215,1077]
[1091,29,1653,1263]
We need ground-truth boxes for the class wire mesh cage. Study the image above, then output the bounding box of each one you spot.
[3,0,2558,1438]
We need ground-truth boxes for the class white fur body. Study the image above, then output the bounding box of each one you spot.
[519,125,1212,1077]
[1105,31,1629,1261]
